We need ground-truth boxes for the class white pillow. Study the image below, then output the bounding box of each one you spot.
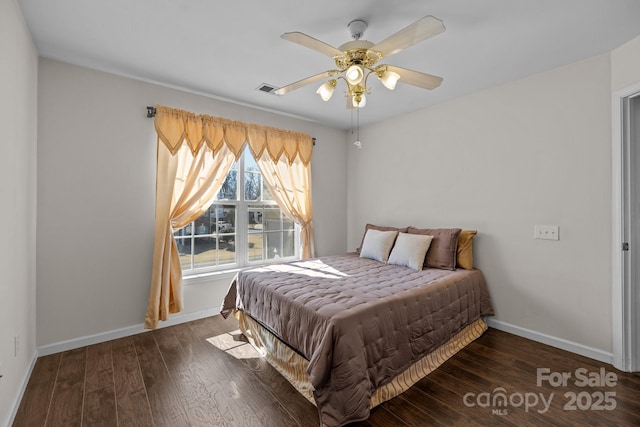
[359,229,399,263]
[388,232,434,270]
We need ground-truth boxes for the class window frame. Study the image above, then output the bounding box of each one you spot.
[177,147,301,280]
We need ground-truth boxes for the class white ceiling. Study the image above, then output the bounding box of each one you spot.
[17,0,640,129]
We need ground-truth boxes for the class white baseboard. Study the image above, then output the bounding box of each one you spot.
[486,318,614,365]
[5,350,38,427]
[37,308,220,356]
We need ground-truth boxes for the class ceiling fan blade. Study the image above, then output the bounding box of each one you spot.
[370,16,445,58]
[274,70,339,95]
[281,32,344,58]
[385,65,443,90]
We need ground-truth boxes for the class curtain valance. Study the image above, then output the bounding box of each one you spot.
[153,105,313,166]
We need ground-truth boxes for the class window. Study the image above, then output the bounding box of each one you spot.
[174,146,299,275]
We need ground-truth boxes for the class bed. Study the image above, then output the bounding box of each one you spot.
[220,227,494,427]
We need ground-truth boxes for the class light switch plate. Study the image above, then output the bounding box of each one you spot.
[534,225,559,240]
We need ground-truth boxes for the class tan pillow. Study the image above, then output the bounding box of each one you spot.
[457,230,477,270]
[407,227,462,270]
[357,223,409,254]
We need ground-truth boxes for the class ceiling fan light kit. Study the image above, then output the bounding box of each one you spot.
[345,64,365,85]
[316,79,337,101]
[352,89,366,108]
[379,70,400,90]
[274,15,445,109]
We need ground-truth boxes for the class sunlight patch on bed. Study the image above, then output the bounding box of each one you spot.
[205,329,260,359]
[252,259,348,279]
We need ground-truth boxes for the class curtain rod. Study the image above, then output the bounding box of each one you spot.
[146,106,315,146]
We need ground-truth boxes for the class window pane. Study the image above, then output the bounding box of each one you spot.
[262,180,274,201]
[174,223,194,237]
[266,232,282,259]
[174,226,190,239]
[176,237,192,270]
[244,171,261,201]
[193,237,217,269]
[248,207,263,231]
[209,205,220,232]
[244,147,262,201]
[245,147,258,169]
[171,145,299,274]
[195,210,212,235]
[217,204,236,266]
[283,215,294,231]
[264,208,281,231]
[248,232,264,262]
[216,205,236,234]
[217,168,238,201]
[218,241,236,266]
[283,231,295,257]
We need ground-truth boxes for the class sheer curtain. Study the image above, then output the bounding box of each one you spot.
[247,127,315,259]
[146,106,315,329]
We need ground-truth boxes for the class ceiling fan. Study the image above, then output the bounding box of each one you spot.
[274,15,445,108]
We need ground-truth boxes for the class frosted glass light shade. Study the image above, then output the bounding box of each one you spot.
[316,80,336,101]
[379,70,400,90]
[352,93,366,108]
[345,65,364,85]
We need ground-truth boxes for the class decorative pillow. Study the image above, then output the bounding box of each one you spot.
[457,230,477,270]
[407,227,462,270]
[388,233,434,270]
[357,223,409,254]
[359,229,399,263]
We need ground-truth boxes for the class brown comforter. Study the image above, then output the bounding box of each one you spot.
[220,254,494,426]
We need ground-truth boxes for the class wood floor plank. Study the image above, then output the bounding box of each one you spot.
[394,385,481,426]
[170,320,259,426]
[85,341,114,393]
[468,338,640,417]
[111,336,154,427]
[446,349,580,426]
[228,330,319,426]
[354,406,409,427]
[376,390,443,426]
[133,332,191,427]
[467,334,640,425]
[186,317,300,426]
[45,348,87,427]
[414,368,519,427]
[83,386,117,427]
[152,326,228,426]
[12,353,61,427]
[14,318,640,427]
[83,341,116,427]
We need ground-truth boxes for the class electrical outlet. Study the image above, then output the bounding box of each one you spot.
[534,225,559,241]
[14,335,19,357]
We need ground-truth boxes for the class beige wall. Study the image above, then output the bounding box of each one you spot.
[36,59,347,346]
[29,14,640,370]
[348,54,613,352]
[612,34,640,91]
[0,0,38,423]
[611,32,640,369]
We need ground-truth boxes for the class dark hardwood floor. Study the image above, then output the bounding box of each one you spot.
[13,315,640,426]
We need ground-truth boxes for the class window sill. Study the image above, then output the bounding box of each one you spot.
[183,268,241,285]
[183,256,300,286]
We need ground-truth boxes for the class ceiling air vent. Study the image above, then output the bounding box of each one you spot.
[256,83,278,94]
